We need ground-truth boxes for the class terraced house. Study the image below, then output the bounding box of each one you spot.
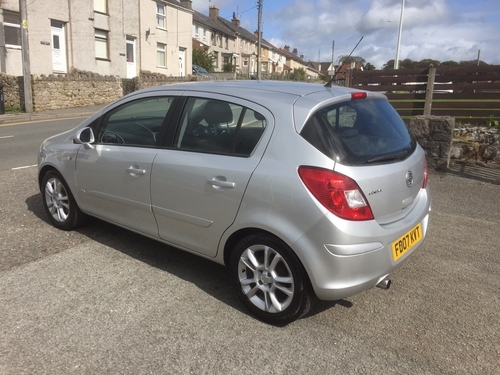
[1,0,313,80]
[0,0,192,78]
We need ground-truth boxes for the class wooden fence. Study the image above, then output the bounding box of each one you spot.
[350,65,500,126]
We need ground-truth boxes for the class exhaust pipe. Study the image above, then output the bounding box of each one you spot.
[376,278,392,290]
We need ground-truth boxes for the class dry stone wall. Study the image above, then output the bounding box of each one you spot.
[408,115,455,171]
[0,73,22,110]
[1,70,236,113]
[31,73,122,112]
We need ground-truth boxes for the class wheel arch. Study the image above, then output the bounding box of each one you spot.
[222,227,314,290]
[38,165,59,189]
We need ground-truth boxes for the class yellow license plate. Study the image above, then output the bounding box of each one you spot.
[392,224,422,261]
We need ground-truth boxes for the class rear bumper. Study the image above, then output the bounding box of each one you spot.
[294,188,431,301]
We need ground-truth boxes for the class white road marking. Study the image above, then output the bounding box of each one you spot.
[0,135,14,139]
[11,165,37,170]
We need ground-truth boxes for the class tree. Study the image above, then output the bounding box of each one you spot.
[289,67,306,81]
[222,61,235,73]
[192,46,214,72]
[338,55,366,65]
[363,62,376,71]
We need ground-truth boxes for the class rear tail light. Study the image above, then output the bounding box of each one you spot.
[422,158,428,188]
[298,166,374,221]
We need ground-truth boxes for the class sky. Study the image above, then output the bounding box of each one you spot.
[191,0,500,69]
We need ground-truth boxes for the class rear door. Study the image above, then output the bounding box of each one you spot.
[151,95,272,257]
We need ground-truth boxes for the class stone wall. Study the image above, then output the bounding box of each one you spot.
[31,73,123,112]
[408,115,455,171]
[1,70,236,113]
[0,73,22,110]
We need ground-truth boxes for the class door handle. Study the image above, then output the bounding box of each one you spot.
[209,178,235,189]
[127,166,146,176]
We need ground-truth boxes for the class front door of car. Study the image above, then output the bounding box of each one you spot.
[75,96,175,236]
[151,97,270,257]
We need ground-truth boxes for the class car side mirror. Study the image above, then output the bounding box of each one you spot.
[74,127,95,150]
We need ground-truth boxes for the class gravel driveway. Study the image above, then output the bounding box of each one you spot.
[0,167,498,374]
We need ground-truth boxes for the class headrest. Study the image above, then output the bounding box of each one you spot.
[204,100,233,124]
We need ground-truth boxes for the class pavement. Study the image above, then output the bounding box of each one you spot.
[0,104,108,125]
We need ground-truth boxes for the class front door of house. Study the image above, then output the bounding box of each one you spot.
[51,20,67,73]
[126,36,137,78]
[178,49,185,77]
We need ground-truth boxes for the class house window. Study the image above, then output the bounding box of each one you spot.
[95,29,109,59]
[194,25,199,38]
[3,12,21,47]
[203,29,207,41]
[225,37,228,50]
[211,34,215,46]
[156,3,166,29]
[243,59,248,66]
[157,43,166,67]
[94,0,107,13]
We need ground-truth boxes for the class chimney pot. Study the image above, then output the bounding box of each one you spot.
[209,5,219,20]
[180,0,192,10]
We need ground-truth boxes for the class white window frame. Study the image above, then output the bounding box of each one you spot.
[156,3,166,29]
[157,42,166,67]
[95,29,109,59]
[3,12,21,48]
[94,0,107,14]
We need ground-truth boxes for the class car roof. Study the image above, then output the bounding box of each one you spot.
[139,80,364,99]
[126,80,388,132]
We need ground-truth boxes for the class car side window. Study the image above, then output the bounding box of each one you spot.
[97,97,173,146]
[174,98,267,156]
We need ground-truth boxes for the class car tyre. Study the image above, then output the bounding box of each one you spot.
[41,170,87,231]
[230,234,316,325]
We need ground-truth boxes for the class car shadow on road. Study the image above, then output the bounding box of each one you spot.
[26,193,352,323]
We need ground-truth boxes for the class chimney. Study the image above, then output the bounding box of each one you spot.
[180,0,192,10]
[292,48,298,55]
[254,30,263,39]
[300,54,304,60]
[284,45,290,52]
[232,12,240,27]
[209,5,219,20]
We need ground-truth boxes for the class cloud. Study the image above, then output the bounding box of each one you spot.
[191,0,500,68]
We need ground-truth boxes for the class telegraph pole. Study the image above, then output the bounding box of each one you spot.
[257,0,262,80]
[20,0,33,112]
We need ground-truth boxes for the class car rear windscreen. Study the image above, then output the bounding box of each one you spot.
[300,98,415,165]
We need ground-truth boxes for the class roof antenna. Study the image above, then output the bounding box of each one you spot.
[325,36,364,88]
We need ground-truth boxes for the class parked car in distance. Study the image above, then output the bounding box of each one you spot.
[38,81,431,325]
[192,64,216,79]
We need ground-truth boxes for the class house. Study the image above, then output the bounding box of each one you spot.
[216,10,259,77]
[279,45,309,76]
[308,61,335,78]
[192,7,237,72]
[0,0,193,78]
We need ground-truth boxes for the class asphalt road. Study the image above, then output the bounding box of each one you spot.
[0,161,499,372]
[0,118,83,171]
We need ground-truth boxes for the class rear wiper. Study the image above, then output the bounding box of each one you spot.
[366,149,409,164]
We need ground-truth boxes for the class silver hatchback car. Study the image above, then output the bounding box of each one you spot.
[38,81,431,324]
